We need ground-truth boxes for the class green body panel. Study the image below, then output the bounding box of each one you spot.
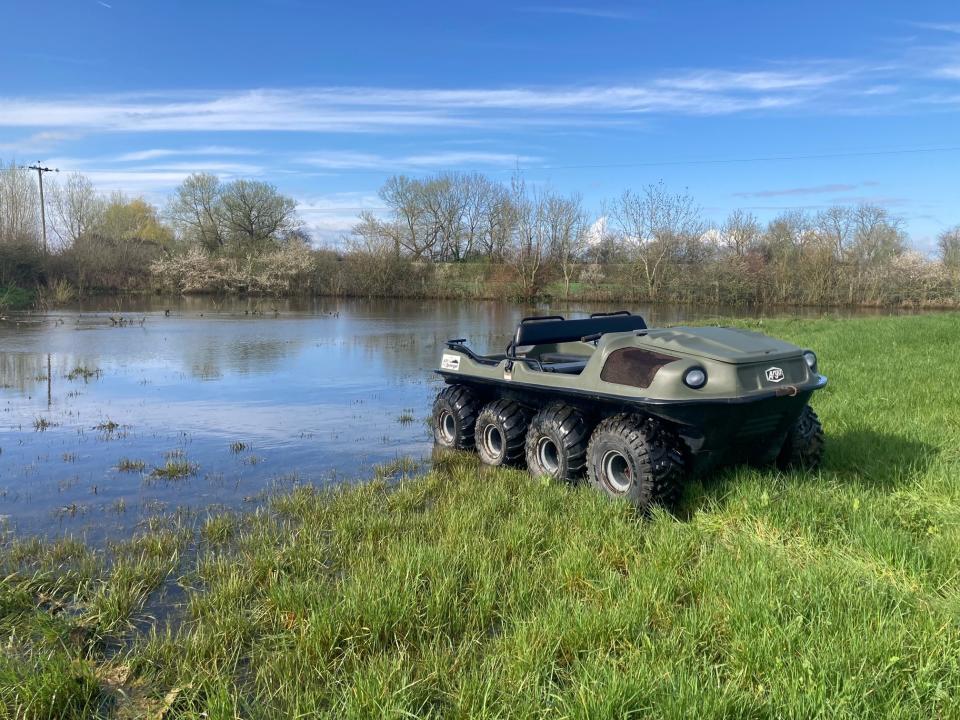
[438,326,823,404]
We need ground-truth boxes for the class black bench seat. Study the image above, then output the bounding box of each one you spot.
[512,312,646,349]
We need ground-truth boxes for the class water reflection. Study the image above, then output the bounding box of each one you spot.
[0,297,936,542]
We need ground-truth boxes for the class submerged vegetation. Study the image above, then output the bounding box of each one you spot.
[1,313,959,717]
[115,458,146,473]
[149,459,199,480]
[67,366,102,382]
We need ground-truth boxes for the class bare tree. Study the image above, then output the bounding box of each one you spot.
[849,204,905,268]
[607,182,705,300]
[721,209,760,257]
[459,173,495,260]
[220,180,300,255]
[482,183,515,261]
[544,193,587,299]
[379,175,428,259]
[509,176,549,301]
[938,225,960,269]
[418,174,466,262]
[49,172,103,249]
[168,173,226,252]
[815,206,855,260]
[0,161,39,245]
[351,211,398,255]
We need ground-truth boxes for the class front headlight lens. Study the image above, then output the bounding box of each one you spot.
[683,367,707,389]
[803,351,818,370]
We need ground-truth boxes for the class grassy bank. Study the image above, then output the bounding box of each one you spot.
[3,313,960,718]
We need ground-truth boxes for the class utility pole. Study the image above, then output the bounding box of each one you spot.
[27,163,59,254]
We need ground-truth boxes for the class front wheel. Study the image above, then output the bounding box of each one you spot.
[777,405,824,470]
[586,414,686,508]
[432,384,479,450]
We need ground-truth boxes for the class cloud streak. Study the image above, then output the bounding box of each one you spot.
[734,183,857,198]
[0,62,895,136]
[114,146,261,162]
[303,150,539,170]
[734,182,878,198]
[518,5,638,20]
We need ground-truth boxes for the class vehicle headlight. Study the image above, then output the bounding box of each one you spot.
[683,367,707,389]
[803,351,818,371]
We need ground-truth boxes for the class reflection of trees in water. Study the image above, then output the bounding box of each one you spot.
[182,334,309,379]
[0,353,101,395]
[0,353,46,393]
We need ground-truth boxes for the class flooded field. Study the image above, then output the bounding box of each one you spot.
[0,296,926,542]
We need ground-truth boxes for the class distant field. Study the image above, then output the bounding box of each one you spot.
[2,314,960,718]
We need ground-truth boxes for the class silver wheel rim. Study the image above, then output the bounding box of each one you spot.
[601,450,631,493]
[482,424,504,459]
[537,437,560,475]
[438,411,456,444]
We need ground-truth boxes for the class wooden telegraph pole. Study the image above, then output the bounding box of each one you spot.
[27,163,59,254]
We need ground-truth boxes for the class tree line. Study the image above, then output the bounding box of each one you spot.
[2,159,959,309]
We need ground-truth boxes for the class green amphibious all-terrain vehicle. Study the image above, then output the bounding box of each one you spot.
[432,311,826,507]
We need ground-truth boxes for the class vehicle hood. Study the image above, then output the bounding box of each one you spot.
[632,326,803,363]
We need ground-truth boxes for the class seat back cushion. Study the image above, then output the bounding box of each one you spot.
[515,315,646,347]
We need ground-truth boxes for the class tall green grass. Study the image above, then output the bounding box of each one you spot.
[2,313,959,718]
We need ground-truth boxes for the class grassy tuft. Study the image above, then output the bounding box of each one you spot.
[33,416,56,432]
[116,458,146,473]
[150,460,198,480]
[66,366,102,382]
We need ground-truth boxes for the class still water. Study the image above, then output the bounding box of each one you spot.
[0,296,916,542]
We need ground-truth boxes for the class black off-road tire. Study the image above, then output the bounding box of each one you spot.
[525,403,589,484]
[586,414,686,508]
[474,399,529,467]
[777,405,824,470]
[432,384,479,451]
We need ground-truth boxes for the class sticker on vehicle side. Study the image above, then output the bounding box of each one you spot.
[765,366,784,382]
[441,353,460,371]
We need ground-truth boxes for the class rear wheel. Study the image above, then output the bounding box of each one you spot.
[777,405,824,470]
[475,399,528,467]
[432,384,479,450]
[525,403,589,483]
[586,414,686,508]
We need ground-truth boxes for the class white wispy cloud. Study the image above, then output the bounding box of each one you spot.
[79,170,197,193]
[936,64,960,79]
[734,183,872,199]
[657,69,847,92]
[519,5,638,20]
[0,64,877,136]
[0,130,74,153]
[114,146,261,162]
[911,21,960,34]
[303,150,539,170]
[46,159,264,195]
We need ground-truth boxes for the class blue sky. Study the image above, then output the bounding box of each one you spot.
[1,0,958,249]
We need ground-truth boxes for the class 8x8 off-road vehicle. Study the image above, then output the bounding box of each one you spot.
[432,311,826,507]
